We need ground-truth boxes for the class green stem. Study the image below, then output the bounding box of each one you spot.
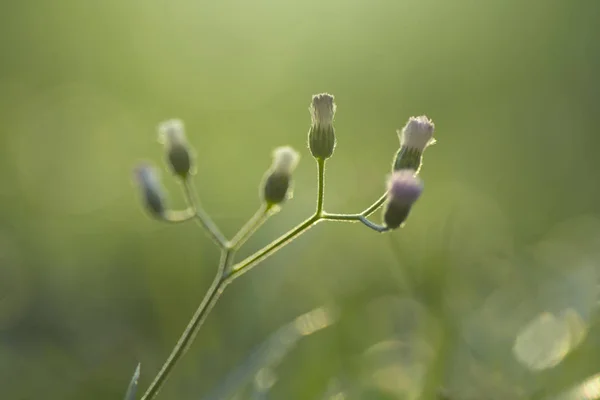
[140,250,233,400]
[229,204,274,250]
[140,162,396,400]
[182,179,228,248]
[320,191,388,222]
[316,158,325,215]
[162,208,195,223]
[226,215,321,281]
[360,191,388,217]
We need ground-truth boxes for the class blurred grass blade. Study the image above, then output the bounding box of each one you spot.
[203,306,338,400]
[124,363,141,400]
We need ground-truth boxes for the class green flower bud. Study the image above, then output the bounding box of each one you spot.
[383,171,423,229]
[158,119,194,179]
[393,116,435,173]
[261,146,300,205]
[134,163,167,218]
[308,93,336,160]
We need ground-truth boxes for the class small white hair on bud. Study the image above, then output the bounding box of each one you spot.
[398,115,436,152]
[272,146,300,174]
[158,119,187,148]
[386,170,423,206]
[310,93,336,128]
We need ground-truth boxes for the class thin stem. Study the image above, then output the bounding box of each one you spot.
[230,204,275,250]
[316,158,325,215]
[321,212,360,221]
[322,213,389,232]
[162,209,195,223]
[140,161,396,400]
[360,191,388,217]
[182,179,228,248]
[226,215,321,281]
[358,215,389,233]
[140,250,233,400]
[319,191,388,223]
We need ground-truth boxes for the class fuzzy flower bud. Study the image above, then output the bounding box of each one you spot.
[158,119,194,179]
[134,163,167,217]
[308,93,336,160]
[393,116,435,172]
[382,171,423,229]
[261,146,300,205]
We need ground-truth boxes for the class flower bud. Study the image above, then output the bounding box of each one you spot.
[308,93,336,160]
[393,116,435,172]
[261,146,300,205]
[382,171,423,229]
[158,119,194,179]
[134,163,167,217]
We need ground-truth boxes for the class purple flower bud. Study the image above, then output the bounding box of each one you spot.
[133,163,167,217]
[383,171,424,229]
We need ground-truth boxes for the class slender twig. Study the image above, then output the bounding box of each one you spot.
[140,250,233,400]
[182,179,228,247]
[227,215,322,281]
[358,215,389,232]
[230,204,275,250]
[361,191,388,217]
[321,213,389,232]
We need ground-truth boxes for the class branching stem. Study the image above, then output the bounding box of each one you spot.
[139,159,392,400]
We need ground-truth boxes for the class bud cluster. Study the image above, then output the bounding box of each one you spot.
[134,97,437,231]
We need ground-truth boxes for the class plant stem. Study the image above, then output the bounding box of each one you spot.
[227,158,327,280]
[360,191,388,217]
[316,158,325,215]
[140,250,233,400]
[182,179,228,248]
[229,204,274,250]
[320,191,389,222]
[141,163,395,400]
[162,209,195,223]
[226,215,321,281]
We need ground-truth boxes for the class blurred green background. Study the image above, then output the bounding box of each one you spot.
[1,0,600,399]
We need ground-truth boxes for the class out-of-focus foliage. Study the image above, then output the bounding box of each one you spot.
[0,0,600,399]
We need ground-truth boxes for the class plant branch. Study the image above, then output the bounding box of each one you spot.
[140,250,233,400]
[226,215,321,282]
[182,179,228,248]
[230,204,275,250]
[140,161,395,400]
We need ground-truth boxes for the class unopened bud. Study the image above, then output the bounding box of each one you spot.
[383,171,423,229]
[308,93,336,160]
[261,146,300,205]
[393,116,435,172]
[158,119,194,179]
[134,163,167,217]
